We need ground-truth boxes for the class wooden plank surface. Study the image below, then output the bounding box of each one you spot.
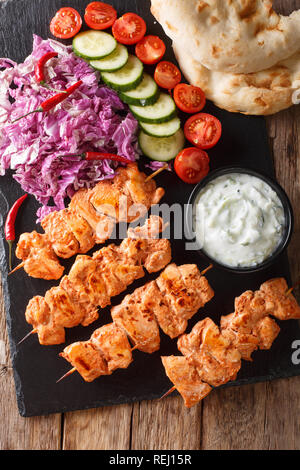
[0,0,300,450]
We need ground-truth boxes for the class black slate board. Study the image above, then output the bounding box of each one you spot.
[1,0,300,417]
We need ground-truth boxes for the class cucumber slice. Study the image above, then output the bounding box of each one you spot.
[90,44,129,72]
[73,30,117,60]
[140,117,181,138]
[130,93,177,124]
[101,55,144,92]
[139,129,185,162]
[119,74,159,107]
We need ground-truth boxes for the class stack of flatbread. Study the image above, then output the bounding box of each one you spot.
[151,0,300,115]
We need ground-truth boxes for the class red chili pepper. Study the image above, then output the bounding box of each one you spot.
[5,194,28,271]
[85,152,132,164]
[59,152,132,164]
[35,52,63,93]
[11,80,83,123]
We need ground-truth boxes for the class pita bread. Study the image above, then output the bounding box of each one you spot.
[151,0,300,74]
[172,40,300,115]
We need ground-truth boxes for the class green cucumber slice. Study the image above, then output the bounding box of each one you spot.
[73,30,117,60]
[130,93,177,124]
[90,44,129,72]
[140,117,181,138]
[139,129,185,161]
[119,74,159,107]
[101,55,144,92]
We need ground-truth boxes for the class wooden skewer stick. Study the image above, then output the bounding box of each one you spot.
[56,345,139,383]
[201,264,213,276]
[17,328,37,345]
[159,386,176,401]
[8,262,25,276]
[56,368,76,384]
[145,163,169,183]
[286,280,300,296]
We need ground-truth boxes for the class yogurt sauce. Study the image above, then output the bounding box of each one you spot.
[194,173,286,267]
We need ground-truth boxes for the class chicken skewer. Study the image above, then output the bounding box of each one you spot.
[20,216,172,346]
[57,263,215,382]
[161,278,300,407]
[13,163,165,280]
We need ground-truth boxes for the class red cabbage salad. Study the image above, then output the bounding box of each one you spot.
[0,35,140,220]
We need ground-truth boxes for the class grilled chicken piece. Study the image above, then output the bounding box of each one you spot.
[60,323,133,382]
[127,215,165,239]
[178,265,215,314]
[93,245,144,296]
[156,263,214,322]
[254,316,281,350]
[178,318,241,387]
[122,164,165,210]
[111,284,161,354]
[41,210,79,259]
[260,278,300,320]
[44,286,84,328]
[15,231,64,280]
[120,215,172,273]
[90,164,165,223]
[25,296,65,345]
[161,356,212,408]
[90,178,134,222]
[220,313,260,362]
[69,187,114,244]
[142,238,172,274]
[63,208,95,253]
[61,342,109,383]
[60,275,99,327]
[91,323,132,373]
[220,287,283,361]
[142,280,188,339]
[67,255,110,309]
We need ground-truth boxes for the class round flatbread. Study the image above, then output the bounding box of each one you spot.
[151,0,300,74]
[173,41,300,115]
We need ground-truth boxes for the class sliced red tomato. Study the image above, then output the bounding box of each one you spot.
[174,148,210,184]
[50,7,82,39]
[184,113,222,150]
[154,61,181,90]
[112,13,146,45]
[174,84,206,114]
[84,2,117,30]
[135,35,166,65]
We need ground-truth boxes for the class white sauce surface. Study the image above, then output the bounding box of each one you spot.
[194,173,286,267]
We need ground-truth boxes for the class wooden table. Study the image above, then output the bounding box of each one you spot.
[1,0,299,450]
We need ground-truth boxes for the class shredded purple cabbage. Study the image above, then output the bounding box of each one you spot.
[0,36,140,220]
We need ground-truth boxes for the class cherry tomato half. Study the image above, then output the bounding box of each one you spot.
[174,147,210,184]
[154,61,181,90]
[184,113,222,150]
[50,7,82,39]
[135,35,166,65]
[174,83,206,114]
[84,2,117,30]
[112,13,146,45]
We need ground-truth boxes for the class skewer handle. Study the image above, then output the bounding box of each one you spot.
[145,163,169,183]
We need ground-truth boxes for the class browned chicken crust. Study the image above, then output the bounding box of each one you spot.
[60,263,214,381]
[162,278,300,407]
[16,164,165,280]
[25,217,171,345]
